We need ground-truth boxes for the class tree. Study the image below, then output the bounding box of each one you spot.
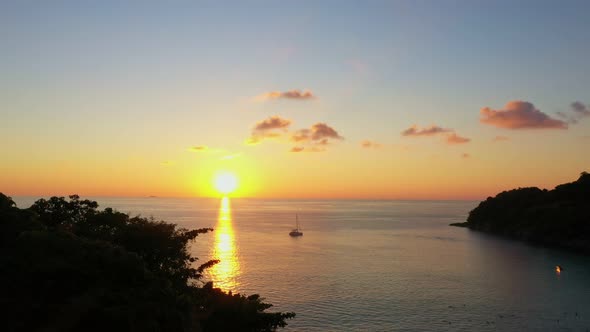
[1,194,295,332]
[30,195,98,229]
[456,172,590,253]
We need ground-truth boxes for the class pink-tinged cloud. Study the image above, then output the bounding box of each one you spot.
[571,101,590,116]
[360,140,382,148]
[257,89,316,101]
[316,138,330,146]
[291,123,343,143]
[446,133,471,144]
[246,116,292,145]
[246,132,282,145]
[254,115,292,131]
[291,129,311,142]
[247,118,343,152]
[492,135,509,142]
[189,145,208,152]
[311,123,343,141]
[402,124,470,145]
[559,101,590,124]
[291,146,326,153]
[480,101,567,129]
[286,122,344,152]
[401,125,452,136]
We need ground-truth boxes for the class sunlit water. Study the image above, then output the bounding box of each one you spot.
[13,197,590,331]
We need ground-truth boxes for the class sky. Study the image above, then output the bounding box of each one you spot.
[1,0,589,199]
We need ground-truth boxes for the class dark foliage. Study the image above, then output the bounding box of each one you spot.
[0,194,295,332]
[453,172,590,253]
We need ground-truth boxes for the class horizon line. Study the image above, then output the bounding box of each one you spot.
[7,193,483,202]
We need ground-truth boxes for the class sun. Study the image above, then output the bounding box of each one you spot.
[214,172,238,195]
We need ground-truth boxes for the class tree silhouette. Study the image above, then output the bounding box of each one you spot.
[452,172,590,253]
[1,194,295,332]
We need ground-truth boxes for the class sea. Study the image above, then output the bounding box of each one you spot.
[13,197,590,331]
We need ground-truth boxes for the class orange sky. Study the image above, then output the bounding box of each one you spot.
[1,2,590,200]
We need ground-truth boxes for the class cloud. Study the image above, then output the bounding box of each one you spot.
[310,123,343,140]
[572,101,590,115]
[256,89,316,101]
[247,117,343,152]
[189,145,208,152]
[360,140,382,148]
[401,124,470,145]
[290,146,325,153]
[401,125,452,136]
[480,101,567,129]
[446,133,470,144]
[492,135,509,142]
[290,123,343,143]
[289,122,343,152]
[558,101,590,124]
[461,153,471,159]
[291,129,311,142]
[246,115,292,145]
[246,132,282,145]
[254,116,292,131]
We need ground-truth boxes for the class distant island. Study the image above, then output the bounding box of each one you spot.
[451,172,590,253]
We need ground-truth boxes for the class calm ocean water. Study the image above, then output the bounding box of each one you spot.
[13,197,590,331]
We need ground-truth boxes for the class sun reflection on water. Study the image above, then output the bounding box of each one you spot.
[211,196,240,291]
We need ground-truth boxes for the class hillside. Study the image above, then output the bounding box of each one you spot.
[451,172,590,253]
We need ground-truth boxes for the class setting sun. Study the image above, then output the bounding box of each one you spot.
[214,172,238,195]
[4,2,590,331]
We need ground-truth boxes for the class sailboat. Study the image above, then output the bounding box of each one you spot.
[289,214,303,237]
